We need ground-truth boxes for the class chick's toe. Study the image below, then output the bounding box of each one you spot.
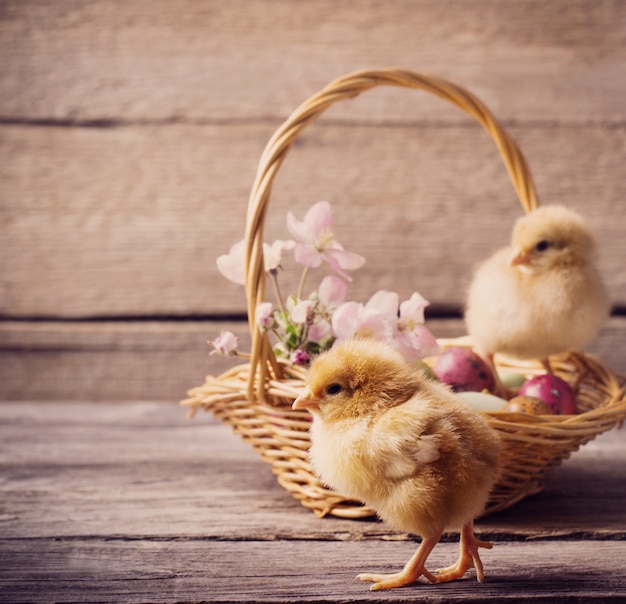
[357,570,433,591]
[357,534,440,590]
[435,522,493,584]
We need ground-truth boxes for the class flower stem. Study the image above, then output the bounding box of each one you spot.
[297,267,309,300]
[270,270,287,315]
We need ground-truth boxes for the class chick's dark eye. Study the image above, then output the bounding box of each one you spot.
[535,240,551,252]
[325,383,343,396]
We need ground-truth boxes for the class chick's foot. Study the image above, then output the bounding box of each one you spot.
[435,522,493,583]
[357,534,440,590]
[357,568,438,591]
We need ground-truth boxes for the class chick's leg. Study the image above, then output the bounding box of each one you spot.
[357,533,441,590]
[486,353,511,399]
[435,521,493,583]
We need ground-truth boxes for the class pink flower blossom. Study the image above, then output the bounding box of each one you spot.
[290,349,310,365]
[393,324,440,362]
[399,292,430,326]
[331,290,439,361]
[286,201,365,280]
[395,293,440,360]
[263,239,295,272]
[318,275,348,308]
[255,302,274,330]
[217,239,296,285]
[332,297,390,342]
[216,240,246,285]
[210,331,239,356]
[367,290,400,321]
[331,290,401,342]
[214,202,437,365]
[290,300,313,324]
[308,318,333,342]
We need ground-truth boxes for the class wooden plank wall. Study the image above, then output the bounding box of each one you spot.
[1,0,625,401]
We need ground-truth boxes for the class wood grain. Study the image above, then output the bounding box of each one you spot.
[1,317,624,401]
[1,123,624,317]
[0,401,624,602]
[1,0,624,123]
[1,539,625,603]
[0,320,236,402]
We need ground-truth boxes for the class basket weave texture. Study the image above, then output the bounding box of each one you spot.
[182,69,626,518]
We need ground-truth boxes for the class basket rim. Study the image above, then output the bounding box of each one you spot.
[184,338,626,435]
[242,68,541,400]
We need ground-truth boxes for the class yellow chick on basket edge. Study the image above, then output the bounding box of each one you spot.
[466,205,610,377]
[293,339,501,590]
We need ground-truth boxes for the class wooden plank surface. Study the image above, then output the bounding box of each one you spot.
[1,0,625,123]
[1,317,625,401]
[1,122,625,317]
[1,0,625,403]
[1,540,626,603]
[0,401,625,602]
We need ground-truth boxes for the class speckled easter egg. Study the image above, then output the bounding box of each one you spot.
[518,374,577,415]
[433,347,495,393]
[503,395,553,415]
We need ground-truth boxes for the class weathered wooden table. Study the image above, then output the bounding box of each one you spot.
[1,401,625,603]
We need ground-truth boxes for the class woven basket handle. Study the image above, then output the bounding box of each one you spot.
[244,68,539,400]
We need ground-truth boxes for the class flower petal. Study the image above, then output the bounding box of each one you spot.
[294,243,323,268]
[291,349,310,365]
[291,300,313,324]
[332,301,389,342]
[286,210,312,243]
[210,330,239,356]
[331,301,363,340]
[322,245,365,280]
[358,307,390,340]
[216,240,246,285]
[366,290,399,319]
[263,239,295,272]
[303,200,333,238]
[318,275,348,307]
[393,325,440,361]
[399,292,430,324]
[255,302,274,329]
[308,318,333,342]
[327,242,366,270]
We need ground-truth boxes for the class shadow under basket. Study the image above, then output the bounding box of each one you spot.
[181,69,626,519]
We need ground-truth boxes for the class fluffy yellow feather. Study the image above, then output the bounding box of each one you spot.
[466,205,610,370]
[293,339,501,590]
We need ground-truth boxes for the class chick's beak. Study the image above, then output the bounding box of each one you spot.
[292,388,321,411]
[509,246,532,267]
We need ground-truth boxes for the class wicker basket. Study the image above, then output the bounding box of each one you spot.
[182,68,626,518]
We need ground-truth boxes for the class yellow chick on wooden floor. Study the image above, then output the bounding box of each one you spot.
[293,339,501,591]
[466,204,611,379]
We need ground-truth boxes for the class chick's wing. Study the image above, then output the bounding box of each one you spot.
[365,401,443,481]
